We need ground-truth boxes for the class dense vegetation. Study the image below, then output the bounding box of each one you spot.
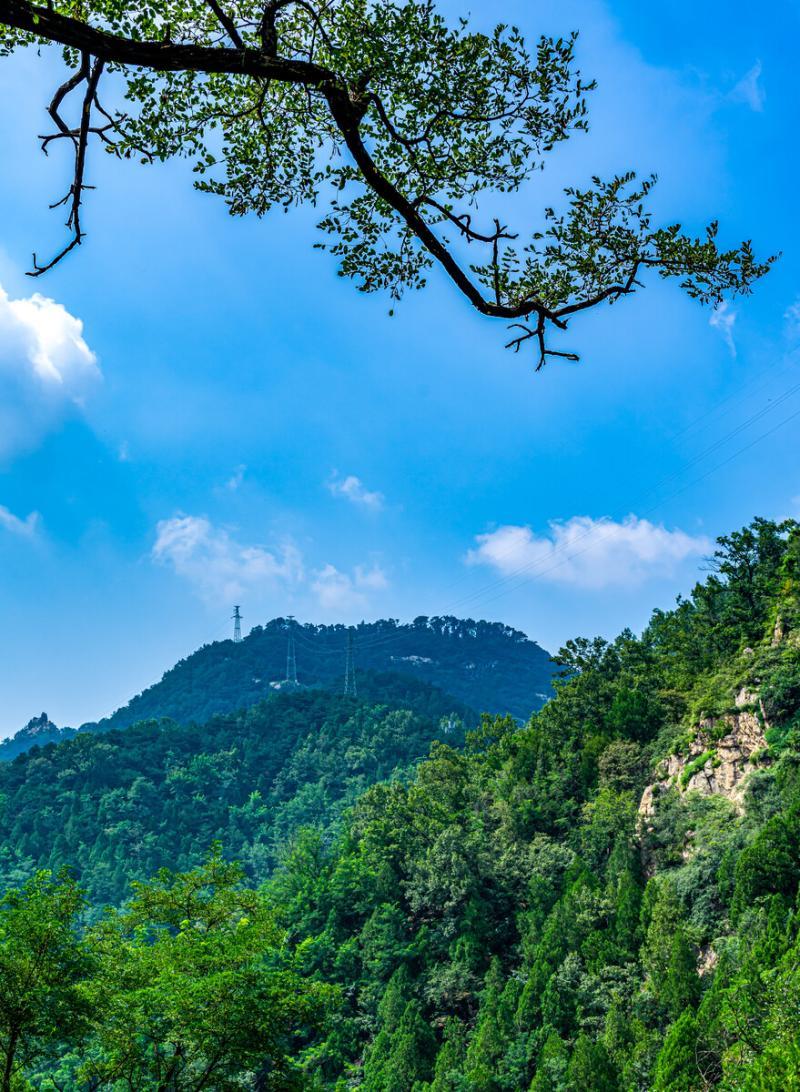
[0,674,471,907]
[92,616,553,731]
[2,517,800,1089]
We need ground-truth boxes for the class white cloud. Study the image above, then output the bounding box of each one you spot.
[354,563,389,591]
[0,282,100,459]
[730,61,765,112]
[226,464,246,491]
[327,473,384,511]
[784,299,800,339]
[152,515,303,604]
[311,562,389,611]
[466,515,711,589]
[709,302,737,357]
[311,564,358,611]
[0,504,39,537]
[153,512,389,616]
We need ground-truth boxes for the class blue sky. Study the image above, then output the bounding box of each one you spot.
[0,0,798,735]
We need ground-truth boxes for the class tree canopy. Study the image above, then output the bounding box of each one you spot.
[0,0,773,365]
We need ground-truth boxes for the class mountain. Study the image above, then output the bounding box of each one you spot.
[90,615,554,730]
[0,712,73,761]
[254,517,800,1089]
[0,615,553,763]
[0,674,474,906]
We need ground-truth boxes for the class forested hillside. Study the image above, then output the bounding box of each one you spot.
[3,517,800,1089]
[0,616,553,763]
[93,616,553,729]
[0,675,472,907]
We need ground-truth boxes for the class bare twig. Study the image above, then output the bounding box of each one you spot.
[29,53,104,275]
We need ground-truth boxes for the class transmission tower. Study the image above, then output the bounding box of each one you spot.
[344,628,357,697]
[232,606,242,643]
[285,616,298,685]
[277,615,296,681]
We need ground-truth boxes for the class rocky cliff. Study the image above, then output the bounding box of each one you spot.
[640,686,769,819]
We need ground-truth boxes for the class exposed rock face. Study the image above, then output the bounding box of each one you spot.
[0,713,72,763]
[639,687,768,819]
[17,712,59,741]
[697,944,719,977]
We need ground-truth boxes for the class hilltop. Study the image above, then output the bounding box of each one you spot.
[0,616,554,762]
[0,712,72,761]
[95,615,553,729]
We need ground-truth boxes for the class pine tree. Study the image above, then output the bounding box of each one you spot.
[464,958,508,1091]
[529,1030,569,1092]
[662,930,701,1019]
[381,1001,436,1092]
[429,1018,468,1091]
[652,1009,701,1092]
[566,1033,618,1091]
[614,868,643,953]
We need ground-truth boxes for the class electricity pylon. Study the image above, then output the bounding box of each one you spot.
[344,628,357,697]
[286,620,298,685]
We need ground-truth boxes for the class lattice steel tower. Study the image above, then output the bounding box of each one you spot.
[285,616,298,686]
[232,606,242,643]
[344,628,357,697]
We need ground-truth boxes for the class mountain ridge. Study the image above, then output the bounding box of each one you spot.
[1,615,554,761]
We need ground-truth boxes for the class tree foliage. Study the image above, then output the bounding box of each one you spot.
[0,0,773,364]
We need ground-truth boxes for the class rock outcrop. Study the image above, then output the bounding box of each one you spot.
[639,687,768,819]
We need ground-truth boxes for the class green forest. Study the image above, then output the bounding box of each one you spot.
[2,517,800,1089]
[0,675,472,906]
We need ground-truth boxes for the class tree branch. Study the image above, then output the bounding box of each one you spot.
[204,0,243,48]
[0,0,768,364]
[421,197,518,246]
[0,0,332,84]
[30,52,104,275]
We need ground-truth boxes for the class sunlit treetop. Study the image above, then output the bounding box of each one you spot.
[0,0,775,366]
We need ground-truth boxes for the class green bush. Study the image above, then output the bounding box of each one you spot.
[680,751,715,789]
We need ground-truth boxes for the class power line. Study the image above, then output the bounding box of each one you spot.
[458,401,800,615]
[439,372,800,617]
[434,361,800,611]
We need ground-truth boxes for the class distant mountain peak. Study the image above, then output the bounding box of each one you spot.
[93,615,554,733]
[0,712,72,762]
[20,712,58,738]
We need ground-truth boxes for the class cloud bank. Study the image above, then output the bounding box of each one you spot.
[0,282,100,459]
[0,504,39,537]
[709,302,737,357]
[153,514,388,613]
[730,61,765,112]
[152,515,304,604]
[311,562,389,611]
[466,515,711,589]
